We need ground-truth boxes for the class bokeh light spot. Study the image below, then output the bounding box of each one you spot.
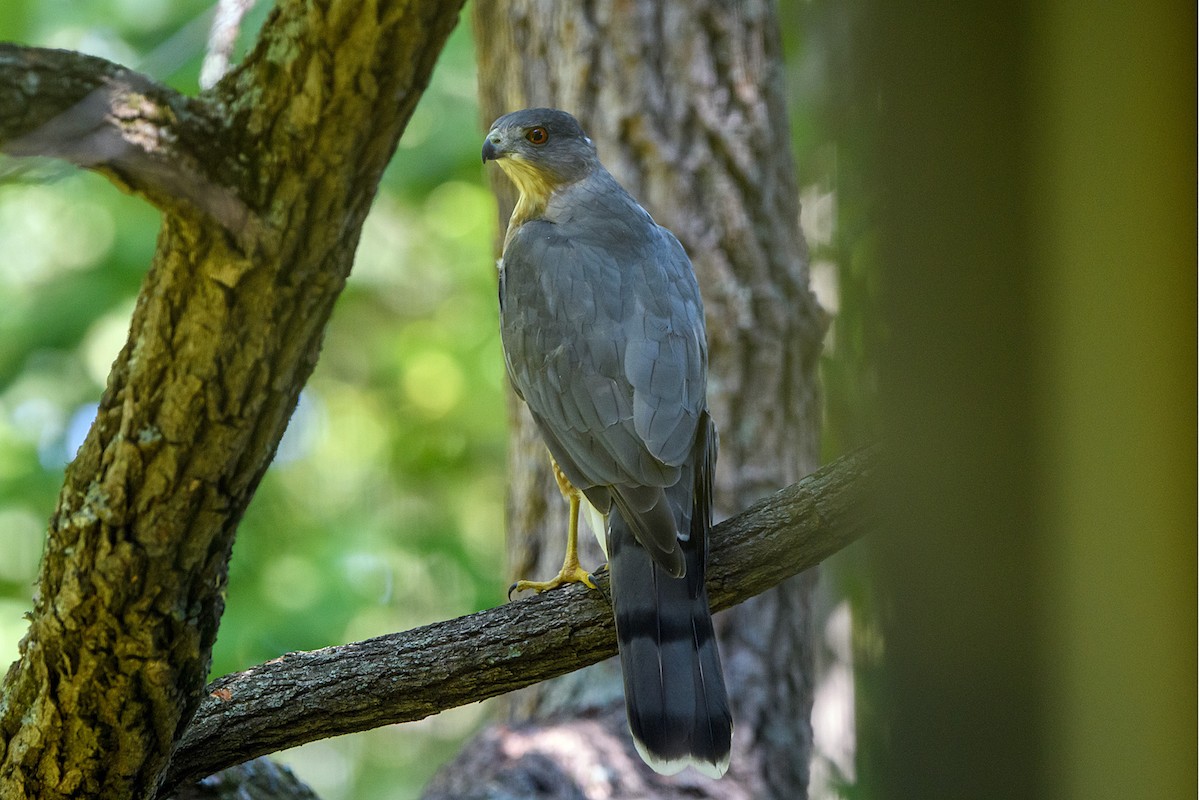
[403,350,464,418]
[261,554,322,612]
[422,181,491,239]
[0,181,115,286]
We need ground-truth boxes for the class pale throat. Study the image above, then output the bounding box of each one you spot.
[498,157,558,247]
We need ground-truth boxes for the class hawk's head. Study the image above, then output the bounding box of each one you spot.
[483,108,599,204]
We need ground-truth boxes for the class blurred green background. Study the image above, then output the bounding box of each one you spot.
[0,3,859,798]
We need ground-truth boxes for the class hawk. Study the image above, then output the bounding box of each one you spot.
[483,108,731,778]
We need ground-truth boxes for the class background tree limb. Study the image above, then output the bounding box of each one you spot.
[167,759,319,800]
[0,44,248,233]
[159,448,870,795]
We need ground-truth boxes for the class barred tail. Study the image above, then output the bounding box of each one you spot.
[607,415,730,777]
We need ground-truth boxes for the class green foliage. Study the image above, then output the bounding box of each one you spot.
[1,5,501,798]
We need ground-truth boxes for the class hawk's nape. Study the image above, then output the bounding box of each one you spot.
[485,107,732,777]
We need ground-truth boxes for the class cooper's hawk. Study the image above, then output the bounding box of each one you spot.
[483,108,731,778]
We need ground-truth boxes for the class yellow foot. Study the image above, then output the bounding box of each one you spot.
[509,454,603,600]
[508,562,597,599]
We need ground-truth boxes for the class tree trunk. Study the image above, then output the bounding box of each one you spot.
[424,1,826,797]
[0,2,466,798]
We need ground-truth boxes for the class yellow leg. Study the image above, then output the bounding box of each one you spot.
[509,460,599,597]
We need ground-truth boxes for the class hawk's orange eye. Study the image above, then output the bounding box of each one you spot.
[525,127,549,145]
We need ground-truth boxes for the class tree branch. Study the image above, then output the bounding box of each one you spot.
[200,0,259,90]
[159,448,871,795]
[0,44,250,235]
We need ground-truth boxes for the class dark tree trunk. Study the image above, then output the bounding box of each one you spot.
[424,1,826,797]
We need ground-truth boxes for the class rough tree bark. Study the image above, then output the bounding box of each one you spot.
[0,2,466,798]
[424,1,827,798]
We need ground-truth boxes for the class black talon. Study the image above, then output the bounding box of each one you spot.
[590,573,612,603]
[507,582,521,601]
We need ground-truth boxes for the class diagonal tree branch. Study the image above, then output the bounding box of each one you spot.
[0,44,251,236]
[158,448,872,795]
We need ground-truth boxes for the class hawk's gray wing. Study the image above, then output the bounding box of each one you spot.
[499,212,707,572]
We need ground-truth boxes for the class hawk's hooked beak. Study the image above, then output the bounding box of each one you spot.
[482,135,502,163]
